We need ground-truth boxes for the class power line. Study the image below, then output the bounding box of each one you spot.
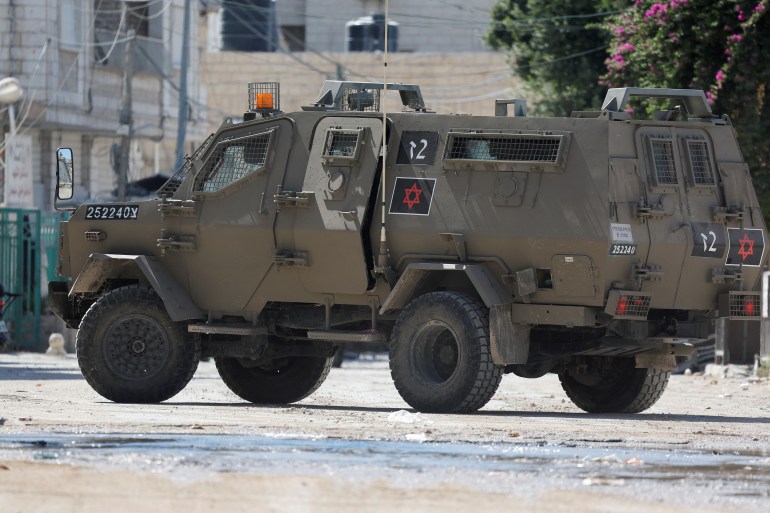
[515,45,609,71]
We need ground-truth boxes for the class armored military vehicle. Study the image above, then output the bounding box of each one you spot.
[50,81,767,414]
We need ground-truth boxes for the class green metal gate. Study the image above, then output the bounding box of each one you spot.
[0,208,66,350]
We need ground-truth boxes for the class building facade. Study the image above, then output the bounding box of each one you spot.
[205,0,498,54]
[0,0,208,212]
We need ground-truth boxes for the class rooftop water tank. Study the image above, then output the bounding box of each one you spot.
[345,13,398,52]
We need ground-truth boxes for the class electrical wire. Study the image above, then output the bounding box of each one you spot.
[0,0,106,154]
[69,0,172,15]
[95,4,126,64]
[126,0,174,21]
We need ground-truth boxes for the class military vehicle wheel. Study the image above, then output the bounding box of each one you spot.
[76,285,200,403]
[215,354,332,404]
[389,292,503,413]
[332,349,344,368]
[559,357,670,413]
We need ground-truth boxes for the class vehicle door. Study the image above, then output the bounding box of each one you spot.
[186,119,292,313]
[632,126,692,306]
[289,116,383,294]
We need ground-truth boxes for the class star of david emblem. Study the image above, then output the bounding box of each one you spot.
[389,177,435,215]
[726,228,765,267]
[402,182,422,210]
[737,233,755,261]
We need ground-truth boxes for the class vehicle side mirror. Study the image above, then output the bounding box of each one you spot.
[56,148,74,200]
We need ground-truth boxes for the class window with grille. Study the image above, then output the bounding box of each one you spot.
[322,129,363,160]
[158,133,215,198]
[648,138,678,185]
[444,133,565,164]
[686,139,716,186]
[197,132,272,193]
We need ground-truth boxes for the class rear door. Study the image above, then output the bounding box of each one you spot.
[674,127,764,308]
[634,126,691,307]
[634,125,755,309]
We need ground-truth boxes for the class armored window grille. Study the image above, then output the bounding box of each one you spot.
[444,133,563,164]
[158,133,216,198]
[198,132,271,193]
[649,138,678,185]
[157,168,187,198]
[323,129,362,159]
[686,139,716,186]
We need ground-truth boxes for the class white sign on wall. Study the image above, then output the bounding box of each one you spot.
[3,133,34,208]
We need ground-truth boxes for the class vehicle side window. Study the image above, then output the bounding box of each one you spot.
[197,132,272,193]
[684,138,716,186]
[322,128,363,160]
[445,134,562,163]
[442,131,569,171]
[648,138,678,185]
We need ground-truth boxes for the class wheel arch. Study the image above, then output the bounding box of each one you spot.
[69,253,203,321]
[379,262,513,315]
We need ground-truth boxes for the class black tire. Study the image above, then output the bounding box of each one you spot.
[332,349,344,368]
[389,292,503,413]
[559,357,670,413]
[215,354,332,404]
[76,285,200,403]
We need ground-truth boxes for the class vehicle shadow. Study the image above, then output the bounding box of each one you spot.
[163,402,770,423]
[475,409,770,424]
[166,402,406,414]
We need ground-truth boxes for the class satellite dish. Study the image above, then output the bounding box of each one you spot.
[0,77,24,104]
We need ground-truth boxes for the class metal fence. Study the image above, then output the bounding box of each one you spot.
[0,208,66,350]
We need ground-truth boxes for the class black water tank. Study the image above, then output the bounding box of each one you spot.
[345,13,398,52]
[221,0,277,52]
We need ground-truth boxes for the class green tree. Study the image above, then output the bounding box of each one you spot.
[604,0,770,216]
[486,1,623,115]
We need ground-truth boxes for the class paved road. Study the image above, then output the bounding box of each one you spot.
[0,352,769,513]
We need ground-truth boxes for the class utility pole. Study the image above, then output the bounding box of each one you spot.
[117,27,135,202]
[174,0,191,172]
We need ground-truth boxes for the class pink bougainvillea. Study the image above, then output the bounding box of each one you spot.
[603,0,768,101]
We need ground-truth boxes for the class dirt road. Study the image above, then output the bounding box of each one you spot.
[1,352,769,512]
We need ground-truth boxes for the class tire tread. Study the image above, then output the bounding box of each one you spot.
[389,291,503,413]
[77,285,199,403]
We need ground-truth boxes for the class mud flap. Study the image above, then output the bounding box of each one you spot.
[635,353,678,371]
[490,304,530,365]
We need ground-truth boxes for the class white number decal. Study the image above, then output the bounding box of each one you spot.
[409,139,428,161]
[85,204,139,220]
[700,230,718,253]
[611,244,636,255]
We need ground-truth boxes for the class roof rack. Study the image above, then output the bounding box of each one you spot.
[306,81,426,112]
[601,87,714,118]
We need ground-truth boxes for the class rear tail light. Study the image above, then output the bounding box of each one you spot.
[605,290,652,320]
[743,297,757,316]
[722,291,761,320]
[0,299,4,309]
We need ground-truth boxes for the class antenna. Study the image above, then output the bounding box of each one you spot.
[376,0,390,273]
